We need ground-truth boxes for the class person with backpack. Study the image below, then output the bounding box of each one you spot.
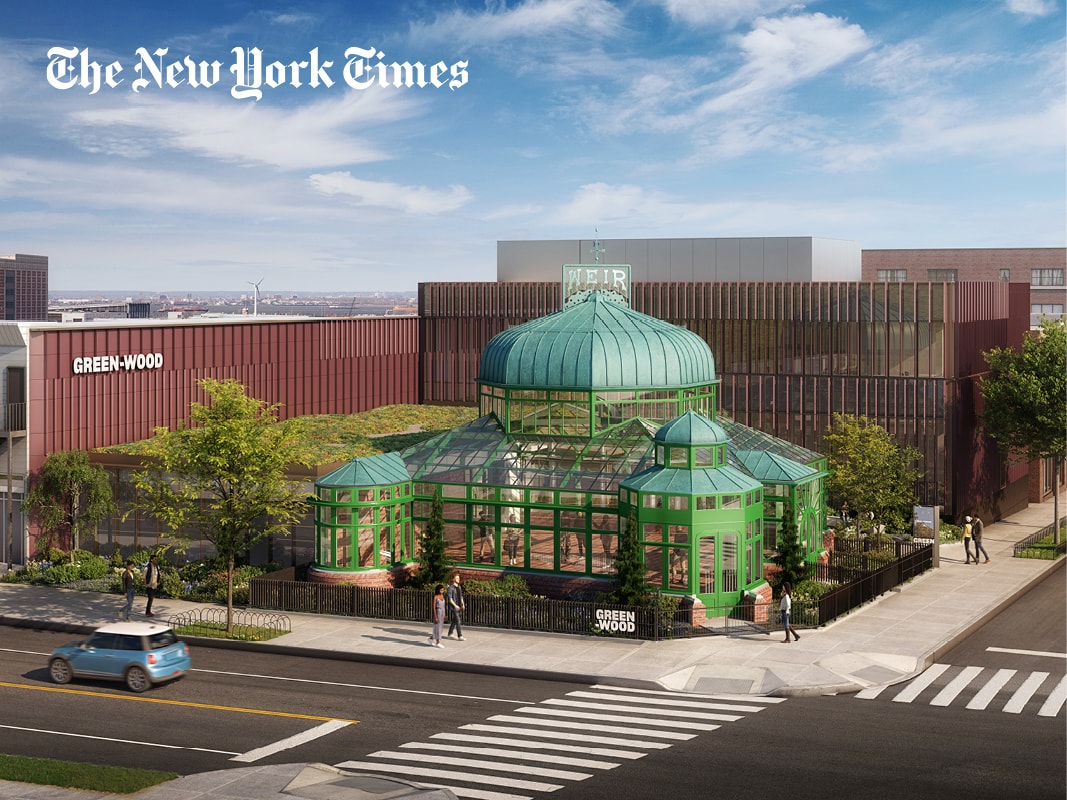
[969,515,990,563]
[143,554,162,617]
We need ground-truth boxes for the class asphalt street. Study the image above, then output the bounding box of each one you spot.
[0,567,1063,799]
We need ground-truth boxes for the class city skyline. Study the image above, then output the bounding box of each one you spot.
[2,0,1064,293]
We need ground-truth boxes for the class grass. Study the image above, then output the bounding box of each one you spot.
[0,753,176,794]
[97,403,480,465]
[172,621,288,641]
[1014,530,1067,560]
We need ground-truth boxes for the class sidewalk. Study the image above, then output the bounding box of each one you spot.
[0,496,1063,799]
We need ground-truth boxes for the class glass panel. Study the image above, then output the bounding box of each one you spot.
[643,522,663,541]
[318,527,333,566]
[699,536,715,594]
[668,546,689,590]
[529,530,555,570]
[722,495,741,509]
[444,521,468,563]
[644,545,664,588]
[722,533,738,592]
[667,496,688,511]
[357,528,374,567]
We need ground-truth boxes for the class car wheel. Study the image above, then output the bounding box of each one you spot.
[125,665,150,693]
[49,657,73,685]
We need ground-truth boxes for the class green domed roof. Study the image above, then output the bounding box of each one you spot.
[318,452,411,488]
[478,292,717,389]
[654,410,728,445]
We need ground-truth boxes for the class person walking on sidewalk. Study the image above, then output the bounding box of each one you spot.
[143,555,161,617]
[446,573,466,640]
[428,584,446,648]
[120,560,136,621]
[780,581,800,643]
[963,518,976,563]
[969,516,990,563]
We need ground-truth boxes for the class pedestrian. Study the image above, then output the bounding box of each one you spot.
[780,581,800,643]
[971,515,990,563]
[476,511,494,561]
[505,528,520,566]
[963,517,975,563]
[446,573,466,640]
[120,560,136,621]
[428,584,446,648]
[143,554,161,617]
[840,500,850,526]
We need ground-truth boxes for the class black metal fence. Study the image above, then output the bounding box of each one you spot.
[249,541,934,641]
[1012,515,1067,558]
[701,542,933,636]
[248,577,685,640]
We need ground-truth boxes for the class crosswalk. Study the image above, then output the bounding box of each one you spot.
[856,664,1067,717]
[336,684,784,799]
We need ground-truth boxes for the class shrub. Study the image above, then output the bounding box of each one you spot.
[463,574,535,598]
[78,557,110,580]
[37,547,66,564]
[793,580,835,601]
[40,563,80,586]
[161,570,185,599]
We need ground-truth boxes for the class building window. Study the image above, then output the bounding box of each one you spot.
[999,269,1010,282]
[1031,304,1064,321]
[926,269,957,282]
[876,269,907,282]
[1031,268,1065,286]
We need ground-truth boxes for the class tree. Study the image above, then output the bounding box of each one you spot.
[772,502,807,590]
[613,503,648,605]
[822,413,923,534]
[22,450,116,560]
[981,318,1067,544]
[130,378,310,632]
[413,490,450,587]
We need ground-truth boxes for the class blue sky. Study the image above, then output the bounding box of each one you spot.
[1,0,1063,293]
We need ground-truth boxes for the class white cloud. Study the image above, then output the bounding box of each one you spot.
[308,171,473,214]
[1005,0,1058,17]
[407,0,625,47]
[64,90,419,170]
[651,0,797,28]
[714,12,872,101]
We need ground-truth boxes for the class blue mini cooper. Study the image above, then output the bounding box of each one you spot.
[49,621,191,692]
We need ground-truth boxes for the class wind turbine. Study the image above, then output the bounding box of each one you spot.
[247,278,263,316]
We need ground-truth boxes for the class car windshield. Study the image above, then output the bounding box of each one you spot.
[147,630,179,649]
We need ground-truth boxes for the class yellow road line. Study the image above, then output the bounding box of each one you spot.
[0,681,359,724]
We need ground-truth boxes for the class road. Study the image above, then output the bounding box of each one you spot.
[0,566,1062,800]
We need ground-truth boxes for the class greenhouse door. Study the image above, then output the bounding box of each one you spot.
[697,532,740,611]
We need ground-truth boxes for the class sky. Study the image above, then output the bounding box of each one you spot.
[1,0,1064,294]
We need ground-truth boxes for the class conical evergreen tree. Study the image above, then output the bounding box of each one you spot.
[614,503,649,605]
[772,503,807,590]
[414,490,451,587]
